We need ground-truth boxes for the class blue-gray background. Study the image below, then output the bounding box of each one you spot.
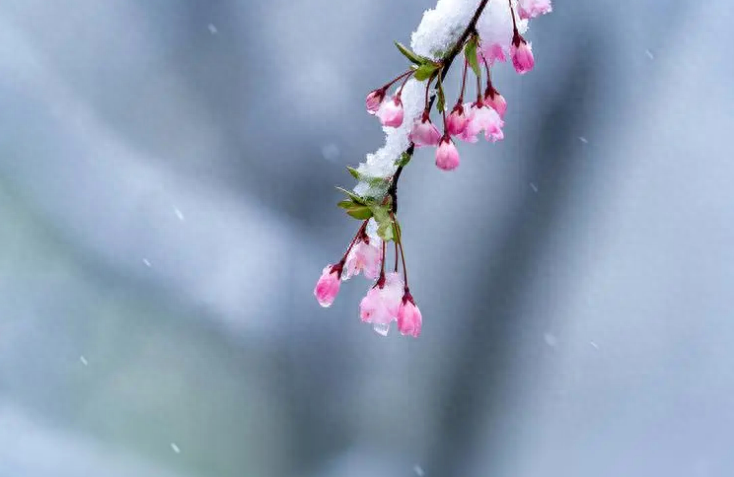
[1,1,733,476]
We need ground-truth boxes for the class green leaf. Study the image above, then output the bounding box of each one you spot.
[395,152,412,167]
[337,199,355,209]
[346,206,373,220]
[464,35,481,79]
[347,166,360,180]
[335,186,367,205]
[395,41,428,65]
[413,63,438,81]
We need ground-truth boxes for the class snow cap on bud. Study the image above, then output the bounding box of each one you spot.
[409,112,441,147]
[314,264,342,307]
[518,0,552,20]
[485,87,507,118]
[365,88,386,115]
[511,35,535,75]
[359,272,405,331]
[376,94,404,127]
[435,134,460,171]
[397,291,422,337]
[447,102,470,136]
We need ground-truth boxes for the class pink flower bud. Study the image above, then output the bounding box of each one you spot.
[397,292,422,337]
[409,113,442,147]
[484,88,507,119]
[365,88,386,115]
[511,36,535,75]
[314,264,342,307]
[457,101,504,143]
[344,237,382,280]
[446,103,470,136]
[518,0,552,20]
[359,272,404,329]
[435,135,460,171]
[376,95,404,127]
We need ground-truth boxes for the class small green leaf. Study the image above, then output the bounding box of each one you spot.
[395,41,428,65]
[337,199,354,209]
[395,152,412,167]
[335,186,367,205]
[347,206,373,220]
[464,35,481,79]
[347,166,360,180]
[413,63,438,81]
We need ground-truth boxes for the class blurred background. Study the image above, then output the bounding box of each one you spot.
[1,0,733,476]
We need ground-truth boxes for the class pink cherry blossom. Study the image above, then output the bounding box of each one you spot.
[314,264,342,308]
[359,272,404,327]
[484,88,507,118]
[409,113,442,147]
[397,292,422,337]
[344,237,382,280]
[376,94,404,127]
[518,0,552,20]
[435,135,460,171]
[458,101,504,143]
[511,37,535,75]
[365,88,386,115]
[479,43,506,66]
[446,103,470,136]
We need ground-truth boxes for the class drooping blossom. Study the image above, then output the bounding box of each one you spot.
[510,35,535,75]
[365,88,386,114]
[518,0,552,20]
[446,102,470,136]
[344,232,382,280]
[359,272,405,330]
[484,86,507,118]
[435,134,460,171]
[397,291,422,337]
[376,94,404,127]
[409,111,442,147]
[314,263,343,307]
[458,101,504,143]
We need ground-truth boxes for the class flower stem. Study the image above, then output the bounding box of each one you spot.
[459,58,469,103]
[382,70,414,90]
[509,0,518,33]
[397,70,415,95]
[340,220,369,264]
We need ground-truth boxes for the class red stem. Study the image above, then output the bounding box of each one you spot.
[397,70,415,95]
[458,58,469,102]
[339,220,368,264]
[509,0,518,33]
[382,70,414,90]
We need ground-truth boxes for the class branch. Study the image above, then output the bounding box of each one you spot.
[388,0,491,212]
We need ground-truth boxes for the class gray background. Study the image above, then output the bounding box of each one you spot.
[1,0,733,476]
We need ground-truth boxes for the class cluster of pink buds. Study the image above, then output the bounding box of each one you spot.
[315,219,422,337]
[363,0,546,172]
[315,0,551,337]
